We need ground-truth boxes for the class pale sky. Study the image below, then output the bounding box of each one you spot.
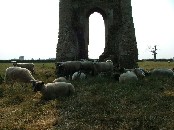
[0,0,174,60]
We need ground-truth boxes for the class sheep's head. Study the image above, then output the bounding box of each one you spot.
[133,68,145,79]
[32,81,44,92]
[58,64,66,77]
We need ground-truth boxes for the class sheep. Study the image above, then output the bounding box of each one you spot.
[5,67,36,87]
[138,68,150,77]
[80,61,94,75]
[93,61,113,75]
[118,68,145,83]
[13,63,35,74]
[32,81,75,100]
[55,62,64,76]
[53,77,67,83]
[150,68,174,78]
[72,72,86,80]
[119,71,138,83]
[132,68,145,79]
[58,61,82,79]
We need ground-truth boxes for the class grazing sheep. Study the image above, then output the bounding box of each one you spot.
[5,67,36,87]
[93,62,113,75]
[13,63,35,74]
[80,61,94,75]
[32,81,75,100]
[119,71,138,83]
[53,77,67,83]
[150,68,174,78]
[55,62,64,76]
[58,61,82,79]
[72,72,86,80]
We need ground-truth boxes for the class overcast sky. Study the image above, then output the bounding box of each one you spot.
[0,0,174,60]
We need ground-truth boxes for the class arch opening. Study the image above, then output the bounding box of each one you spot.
[88,12,105,59]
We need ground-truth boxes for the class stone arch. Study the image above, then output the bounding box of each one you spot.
[86,7,106,59]
[88,12,105,59]
[57,0,138,69]
[86,7,107,19]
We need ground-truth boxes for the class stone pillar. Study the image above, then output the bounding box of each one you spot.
[56,0,79,61]
[118,0,138,68]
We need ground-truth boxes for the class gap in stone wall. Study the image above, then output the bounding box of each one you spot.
[88,12,105,59]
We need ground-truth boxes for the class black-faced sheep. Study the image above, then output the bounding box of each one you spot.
[13,63,35,74]
[58,61,82,79]
[32,81,75,100]
[132,68,145,79]
[5,67,36,87]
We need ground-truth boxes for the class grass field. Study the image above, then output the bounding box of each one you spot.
[0,61,174,130]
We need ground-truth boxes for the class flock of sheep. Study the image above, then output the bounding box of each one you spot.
[4,60,174,100]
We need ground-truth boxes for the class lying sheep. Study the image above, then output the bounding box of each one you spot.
[32,81,75,100]
[53,77,67,83]
[150,68,174,78]
[93,62,113,75]
[13,63,35,74]
[72,72,86,80]
[58,61,81,79]
[5,67,36,87]
[119,71,138,83]
[118,68,145,83]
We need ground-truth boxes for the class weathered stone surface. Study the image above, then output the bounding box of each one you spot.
[56,0,138,69]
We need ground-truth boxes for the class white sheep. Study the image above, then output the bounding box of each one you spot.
[13,63,35,74]
[119,71,138,83]
[151,68,174,78]
[93,62,113,75]
[119,67,146,83]
[53,77,67,82]
[32,81,75,100]
[72,72,86,80]
[5,67,36,87]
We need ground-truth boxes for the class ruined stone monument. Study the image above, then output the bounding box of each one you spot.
[56,0,138,69]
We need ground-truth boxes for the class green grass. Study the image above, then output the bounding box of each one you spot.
[0,61,174,129]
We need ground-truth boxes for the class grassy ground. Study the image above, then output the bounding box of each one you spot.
[0,61,174,129]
